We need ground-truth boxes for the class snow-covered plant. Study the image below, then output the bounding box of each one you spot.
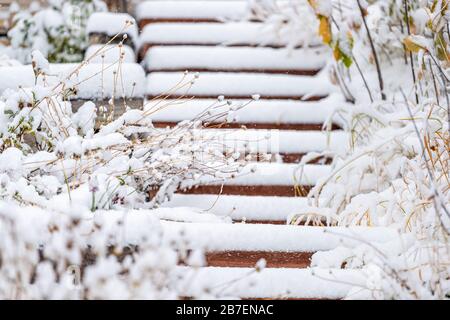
[253,0,449,299]
[0,47,248,298]
[8,0,107,63]
[247,0,320,49]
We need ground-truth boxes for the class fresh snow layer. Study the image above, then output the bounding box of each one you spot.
[144,46,328,71]
[163,194,311,222]
[135,1,249,21]
[139,22,321,48]
[172,267,366,299]
[8,204,399,252]
[153,207,227,224]
[165,129,349,154]
[0,63,146,99]
[160,221,400,252]
[146,94,346,125]
[181,163,330,187]
[87,12,138,41]
[146,72,334,98]
[85,45,136,63]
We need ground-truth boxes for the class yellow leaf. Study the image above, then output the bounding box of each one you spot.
[403,36,427,53]
[319,16,332,45]
[333,45,341,61]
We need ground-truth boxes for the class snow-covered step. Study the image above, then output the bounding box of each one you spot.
[162,129,348,159]
[146,72,334,100]
[147,95,345,130]
[139,22,321,57]
[0,63,146,100]
[179,163,330,196]
[173,266,365,299]
[162,221,399,252]
[136,1,250,27]
[163,221,398,268]
[144,46,328,75]
[163,194,310,223]
[87,12,138,48]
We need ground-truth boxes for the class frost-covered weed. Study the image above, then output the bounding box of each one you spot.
[255,0,449,299]
[0,42,246,298]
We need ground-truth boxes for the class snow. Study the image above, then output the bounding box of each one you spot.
[71,101,96,135]
[31,50,50,73]
[181,163,331,187]
[172,267,366,299]
[144,45,328,72]
[164,129,348,155]
[85,45,136,63]
[146,72,334,98]
[154,207,228,224]
[135,1,249,21]
[0,147,23,174]
[86,12,138,42]
[146,94,347,125]
[0,203,398,252]
[139,22,322,48]
[163,194,311,222]
[0,54,22,67]
[160,221,400,252]
[0,63,146,99]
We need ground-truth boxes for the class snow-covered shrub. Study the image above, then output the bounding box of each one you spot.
[247,0,319,50]
[0,48,246,298]
[8,0,108,63]
[253,0,449,299]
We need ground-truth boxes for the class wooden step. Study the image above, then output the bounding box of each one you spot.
[204,251,313,268]
[149,129,347,163]
[179,185,311,197]
[164,222,398,270]
[139,22,322,58]
[87,12,139,49]
[153,121,340,131]
[0,63,146,101]
[179,163,331,197]
[146,96,347,131]
[144,46,327,75]
[172,266,366,299]
[136,1,249,29]
[161,221,400,254]
[163,194,319,224]
[146,72,333,101]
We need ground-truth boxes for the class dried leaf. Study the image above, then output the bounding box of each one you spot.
[319,15,332,45]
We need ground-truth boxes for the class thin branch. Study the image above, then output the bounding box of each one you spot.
[357,0,385,100]
[403,0,419,104]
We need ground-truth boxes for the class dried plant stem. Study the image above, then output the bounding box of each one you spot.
[353,54,374,103]
[403,0,419,104]
[357,0,385,100]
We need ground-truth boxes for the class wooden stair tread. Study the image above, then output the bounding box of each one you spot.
[204,251,313,268]
[173,266,365,299]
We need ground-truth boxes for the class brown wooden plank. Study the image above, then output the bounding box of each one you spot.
[178,185,311,197]
[147,68,321,76]
[140,43,322,60]
[139,18,220,29]
[153,121,340,131]
[205,251,313,268]
[147,94,327,101]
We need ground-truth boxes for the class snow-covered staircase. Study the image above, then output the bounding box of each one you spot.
[104,0,382,299]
